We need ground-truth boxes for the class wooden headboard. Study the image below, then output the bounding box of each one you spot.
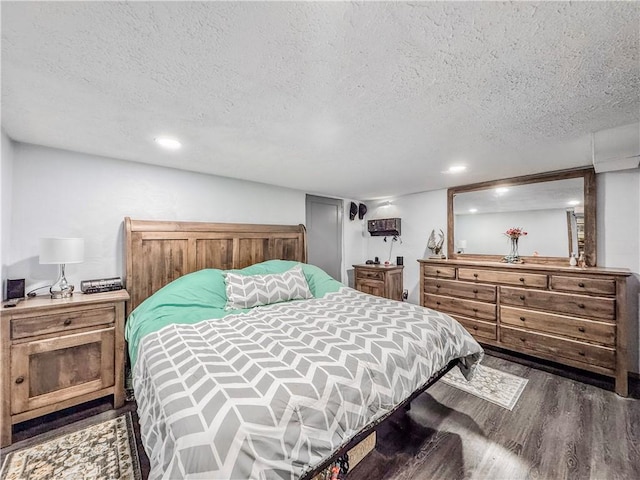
[124,217,307,316]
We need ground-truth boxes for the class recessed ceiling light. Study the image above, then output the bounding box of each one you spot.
[496,187,509,195]
[568,200,580,206]
[447,165,467,174]
[155,137,182,150]
[469,208,478,213]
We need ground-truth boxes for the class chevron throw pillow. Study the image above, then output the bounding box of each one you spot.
[225,265,313,310]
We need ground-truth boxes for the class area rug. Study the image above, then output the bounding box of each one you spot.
[0,413,141,480]
[440,364,528,410]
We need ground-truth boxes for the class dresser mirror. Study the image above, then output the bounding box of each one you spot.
[447,167,596,266]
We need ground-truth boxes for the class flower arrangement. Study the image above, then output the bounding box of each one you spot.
[503,227,527,263]
[504,227,527,239]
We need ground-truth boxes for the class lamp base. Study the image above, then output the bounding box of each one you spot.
[50,286,74,299]
[50,264,75,299]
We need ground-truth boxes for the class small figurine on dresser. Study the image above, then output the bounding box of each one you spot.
[427,229,445,258]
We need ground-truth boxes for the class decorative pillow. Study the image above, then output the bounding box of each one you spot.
[224,265,313,310]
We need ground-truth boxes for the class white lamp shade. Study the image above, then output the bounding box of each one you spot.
[39,238,84,264]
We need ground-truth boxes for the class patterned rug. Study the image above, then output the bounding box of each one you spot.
[0,413,141,480]
[440,364,528,410]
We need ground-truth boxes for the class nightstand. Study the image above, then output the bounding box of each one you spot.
[0,290,129,447]
[353,264,404,301]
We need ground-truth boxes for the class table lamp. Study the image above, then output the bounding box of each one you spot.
[39,237,84,298]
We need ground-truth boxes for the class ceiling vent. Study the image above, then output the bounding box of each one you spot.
[592,122,640,173]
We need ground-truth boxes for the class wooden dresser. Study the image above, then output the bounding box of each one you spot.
[419,259,631,396]
[0,290,129,446]
[354,264,404,301]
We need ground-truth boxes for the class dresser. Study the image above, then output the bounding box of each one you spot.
[354,264,404,301]
[419,259,631,396]
[0,290,129,446]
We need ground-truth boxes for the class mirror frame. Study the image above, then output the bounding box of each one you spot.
[447,167,597,266]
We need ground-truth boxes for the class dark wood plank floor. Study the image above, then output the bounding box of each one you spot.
[349,354,640,480]
[3,354,638,480]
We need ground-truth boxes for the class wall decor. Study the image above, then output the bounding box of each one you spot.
[427,229,445,258]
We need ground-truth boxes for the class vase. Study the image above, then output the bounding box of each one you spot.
[503,237,520,263]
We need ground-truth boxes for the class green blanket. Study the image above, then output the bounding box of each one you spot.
[125,260,343,365]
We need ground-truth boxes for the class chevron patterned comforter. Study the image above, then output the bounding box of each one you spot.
[134,287,483,480]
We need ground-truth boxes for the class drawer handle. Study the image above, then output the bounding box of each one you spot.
[519,295,526,300]
[472,308,478,312]
[578,327,586,332]
[473,273,479,278]
[436,270,440,274]
[436,284,441,288]
[473,289,478,294]
[578,283,585,288]
[578,351,586,356]
[519,316,526,321]
[15,376,24,384]
[519,277,525,282]
[473,326,478,331]
[519,337,526,342]
[578,303,585,309]
[64,318,72,326]
[436,301,441,306]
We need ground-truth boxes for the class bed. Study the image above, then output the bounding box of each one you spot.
[123,217,484,479]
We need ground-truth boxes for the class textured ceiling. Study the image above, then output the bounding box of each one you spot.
[2,1,639,199]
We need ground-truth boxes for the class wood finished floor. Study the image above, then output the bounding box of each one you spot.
[2,354,638,480]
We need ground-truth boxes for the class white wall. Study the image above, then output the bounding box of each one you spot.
[6,143,307,291]
[1,130,15,291]
[597,169,640,375]
[456,209,569,257]
[366,191,447,304]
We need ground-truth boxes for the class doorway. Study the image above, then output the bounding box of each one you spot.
[305,195,343,282]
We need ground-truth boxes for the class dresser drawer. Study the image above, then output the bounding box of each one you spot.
[424,294,496,321]
[11,306,116,340]
[356,269,384,281]
[550,275,616,296]
[458,268,547,288]
[424,279,496,302]
[500,287,615,321]
[451,315,497,341]
[500,306,615,346]
[422,265,456,279]
[501,326,615,370]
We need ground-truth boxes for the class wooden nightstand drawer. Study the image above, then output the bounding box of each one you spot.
[356,269,384,281]
[550,275,616,296]
[11,306,115,340]
[458,268,547,288]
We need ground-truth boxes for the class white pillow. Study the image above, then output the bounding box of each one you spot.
[224,265,313,310]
